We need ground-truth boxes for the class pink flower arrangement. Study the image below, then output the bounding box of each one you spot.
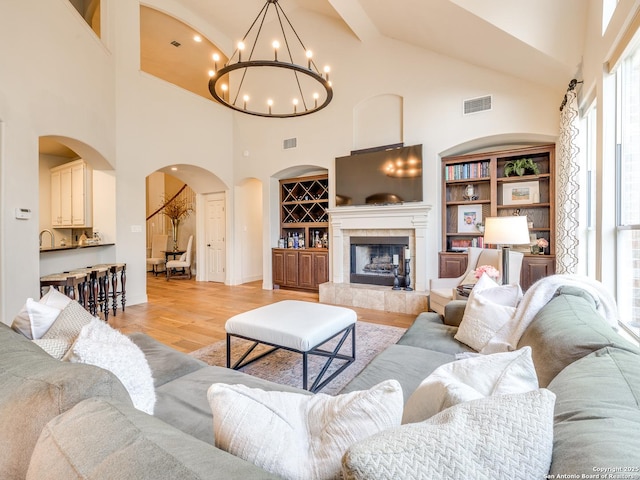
[474,264,500,280]
[536,238,549,248]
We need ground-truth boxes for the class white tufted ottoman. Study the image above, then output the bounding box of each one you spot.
[225,300,357,392]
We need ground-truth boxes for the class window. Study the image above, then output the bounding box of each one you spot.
[578,105,597,278]
[615,47,640,339]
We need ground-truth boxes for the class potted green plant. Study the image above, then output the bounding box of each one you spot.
[503,158,540,177]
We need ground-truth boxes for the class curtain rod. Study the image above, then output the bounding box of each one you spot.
[559,78,584,111]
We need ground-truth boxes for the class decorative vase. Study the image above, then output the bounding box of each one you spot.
[171,219,180,251]
[531,245,540,255]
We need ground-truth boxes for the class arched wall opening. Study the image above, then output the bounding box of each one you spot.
[38,135,117,277]
[145,164,229,285]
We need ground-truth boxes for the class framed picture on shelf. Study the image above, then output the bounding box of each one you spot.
[457,204,482,233]
[502,181,540,205]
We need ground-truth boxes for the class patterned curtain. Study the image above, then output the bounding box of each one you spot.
[556,86,581,274]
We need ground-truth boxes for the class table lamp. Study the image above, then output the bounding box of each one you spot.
[483,216,530,285]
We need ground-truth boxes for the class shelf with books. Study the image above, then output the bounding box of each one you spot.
[441,144,556,286]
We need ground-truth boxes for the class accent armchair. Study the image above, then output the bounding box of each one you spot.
[166,235,193,280]
[429,247,523,315]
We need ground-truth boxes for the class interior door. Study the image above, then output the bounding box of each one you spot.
[205,193,226,282]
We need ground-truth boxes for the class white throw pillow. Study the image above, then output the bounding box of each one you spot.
[40,286,72,310]
[402,347,538,424]
[207,379,403,480]
[63,318,156,415]
[343,389,556,480]
[454,273,522,351]
[11,298,62,339]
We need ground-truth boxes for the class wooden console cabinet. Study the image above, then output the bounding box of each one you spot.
[438,251,556,291]
[272,249,328,290]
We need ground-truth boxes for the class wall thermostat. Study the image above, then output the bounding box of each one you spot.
[15,208,31,220]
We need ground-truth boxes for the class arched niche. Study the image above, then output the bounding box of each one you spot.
[440,132,558,157]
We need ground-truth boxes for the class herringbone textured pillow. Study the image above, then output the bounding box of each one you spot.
[32,338,73,359]
[42,301,93,344]
[342,389,555,480]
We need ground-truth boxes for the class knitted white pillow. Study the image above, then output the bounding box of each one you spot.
[343,389,556,480]
[207,379,403,480]
[63,318,156,414]
[455,273,522,351]
[402,347,538,424]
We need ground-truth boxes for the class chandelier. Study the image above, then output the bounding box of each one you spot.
[208,0,333,118]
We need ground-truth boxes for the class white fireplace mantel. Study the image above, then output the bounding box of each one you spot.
[328,203,432,291]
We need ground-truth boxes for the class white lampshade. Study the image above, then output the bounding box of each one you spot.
[483,216,530,245]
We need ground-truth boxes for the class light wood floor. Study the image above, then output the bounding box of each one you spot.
[109,274,417,353]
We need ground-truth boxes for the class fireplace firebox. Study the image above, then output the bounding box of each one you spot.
[349,236,409,287]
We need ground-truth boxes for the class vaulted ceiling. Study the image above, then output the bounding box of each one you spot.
[176,0,588,90]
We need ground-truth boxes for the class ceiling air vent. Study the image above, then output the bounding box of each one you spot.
[283,138,297,150]
[170,40,181,47]
[463,95,492,115]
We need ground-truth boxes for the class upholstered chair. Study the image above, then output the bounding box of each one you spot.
[166,235,193,280]
[429,247,523,315]
[146,234,168,276]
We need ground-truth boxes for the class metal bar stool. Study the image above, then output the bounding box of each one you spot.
[39,272,89,308]
[94,263,126,316]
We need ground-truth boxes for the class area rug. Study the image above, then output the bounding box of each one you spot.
[189,321,406,395]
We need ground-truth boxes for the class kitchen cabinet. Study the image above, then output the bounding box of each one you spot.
[51,159,92,227]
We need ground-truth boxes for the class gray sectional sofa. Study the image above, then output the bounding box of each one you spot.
[2,285,640,479]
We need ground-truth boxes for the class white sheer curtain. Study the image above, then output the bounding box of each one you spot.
[556,84,581,274]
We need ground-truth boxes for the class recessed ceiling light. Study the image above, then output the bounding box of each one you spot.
[171,167,178,171]
[193,35,202,42]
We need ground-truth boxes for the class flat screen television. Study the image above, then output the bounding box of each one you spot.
[335,144,423,206]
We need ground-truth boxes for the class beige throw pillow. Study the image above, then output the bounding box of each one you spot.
[455,273,522,351]
[343,389,556,480]
[402,347,538,424]
[207,379,403,480]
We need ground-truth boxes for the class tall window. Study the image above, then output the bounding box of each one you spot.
[616,47,640,339]
[578,105,597,278]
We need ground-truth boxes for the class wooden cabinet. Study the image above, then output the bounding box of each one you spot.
[51,159,92,227]
[439,144,556,288]
[272,249,328,290]
[439,252,468,278]
[438,251,556,291]
[273,173,329,291]
[521,255,556,290]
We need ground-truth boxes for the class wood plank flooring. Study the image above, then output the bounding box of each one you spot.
[109,274,417,353]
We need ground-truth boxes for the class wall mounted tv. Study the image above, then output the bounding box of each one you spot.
[335,144,423,206]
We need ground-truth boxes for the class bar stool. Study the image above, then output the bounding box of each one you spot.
[39,272,89,309]
[70,266,110,321]
[94,263,126,316]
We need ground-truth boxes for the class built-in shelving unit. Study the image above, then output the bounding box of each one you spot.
[440,144,556,290]
[273,174,329,291]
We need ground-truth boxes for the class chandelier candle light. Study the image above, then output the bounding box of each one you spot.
[208,0,333,118]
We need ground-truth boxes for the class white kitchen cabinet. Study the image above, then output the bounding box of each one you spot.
[51,159,92,227]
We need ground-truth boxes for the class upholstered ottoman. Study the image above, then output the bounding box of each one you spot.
[225,300,357,392]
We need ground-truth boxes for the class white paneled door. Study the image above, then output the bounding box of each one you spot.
[205,193,226,282]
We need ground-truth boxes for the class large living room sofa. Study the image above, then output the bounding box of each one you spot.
[2,284,640,479]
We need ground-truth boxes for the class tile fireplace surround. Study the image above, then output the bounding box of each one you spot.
[319,203,432,315]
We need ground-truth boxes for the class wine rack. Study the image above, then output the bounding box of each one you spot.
[279,174,329,247]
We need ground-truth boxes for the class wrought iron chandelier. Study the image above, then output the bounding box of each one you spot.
[208,0,333,118]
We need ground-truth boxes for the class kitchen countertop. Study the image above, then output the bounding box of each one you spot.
[39,243,115,253]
